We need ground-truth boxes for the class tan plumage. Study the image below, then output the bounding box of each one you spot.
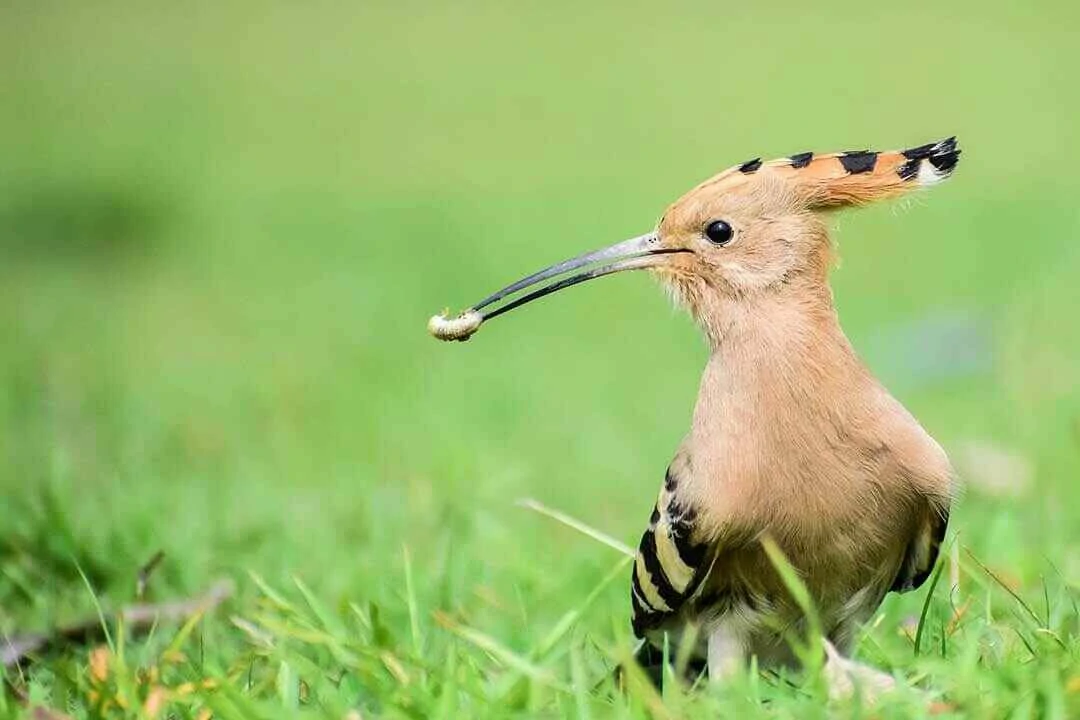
[632,139,957,677]
[431,137,960,685]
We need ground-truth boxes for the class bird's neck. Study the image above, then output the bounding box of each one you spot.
[691,281,875,455]
[698,279,850,359]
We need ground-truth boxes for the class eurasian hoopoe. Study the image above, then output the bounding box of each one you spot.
[430,138,959,686]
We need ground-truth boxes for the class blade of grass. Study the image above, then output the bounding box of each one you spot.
[1032,627,1068,651]
[276,660,298,709]
[535,555,632,659]
[166,610,208,655]
[248,572,296,613]
[1012,626,1037,659]
[517,498,633,557]
[761,535,822,667]
[403,545,423,659]
[75,562,114,652]
[491,555,631,702]
[231,616,274,650]
[761,537,819,634]
[292,575,344,635]
[436,643,458,720]
[914,546,948,655]
[673,620,701,683]
[1045,558,1080,628]
[434,611,569,692]
[1042,575,1051,629]
[613,643,675,720]
[569,642,592,720]
[661,632,677,701]
[245,614,340,646]
[963,547,1041,625]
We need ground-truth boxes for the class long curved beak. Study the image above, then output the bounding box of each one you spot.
[430,232,683,341]
[475,231,681,320]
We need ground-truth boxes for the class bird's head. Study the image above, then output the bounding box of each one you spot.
[429,138,960,343]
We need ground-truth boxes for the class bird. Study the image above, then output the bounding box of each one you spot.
[429,137,959,688]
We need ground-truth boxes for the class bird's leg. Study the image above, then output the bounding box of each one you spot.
[821,638,897,703]
[706,622,747,683]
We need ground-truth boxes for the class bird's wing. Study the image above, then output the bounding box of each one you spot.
[889,501,950,593]
[630,455,717,638]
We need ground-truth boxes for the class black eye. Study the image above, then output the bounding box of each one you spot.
[704,219,734,246]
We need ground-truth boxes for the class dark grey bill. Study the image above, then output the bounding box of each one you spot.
[468,232,683,323]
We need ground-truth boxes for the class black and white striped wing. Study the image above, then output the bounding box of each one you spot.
[630,460,714,638]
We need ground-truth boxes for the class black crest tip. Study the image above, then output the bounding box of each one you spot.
[897,158,920,181]
[839,150,878,174]
[896,136,962,182]
[789,151,814,168]
[929,150,961,174]
[902,136,959,161]
[738,158,762,173]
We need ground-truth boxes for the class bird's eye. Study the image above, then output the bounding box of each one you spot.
[704,220,734,246]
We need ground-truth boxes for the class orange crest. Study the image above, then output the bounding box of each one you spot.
[682,137,960,210]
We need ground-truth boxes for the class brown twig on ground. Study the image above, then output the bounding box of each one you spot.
[1,579,234,668]
[136,550,166,600]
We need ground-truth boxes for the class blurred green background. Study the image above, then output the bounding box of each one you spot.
[2,0,1079,715]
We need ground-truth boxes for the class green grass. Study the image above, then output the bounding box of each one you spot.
[2,0,1080,717]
